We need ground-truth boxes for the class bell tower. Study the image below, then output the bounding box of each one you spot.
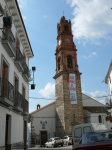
[53,16,84,137]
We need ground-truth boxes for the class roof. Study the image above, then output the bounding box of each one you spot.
[30,101,56,115]
[105,60,112,84]
[83,107,108,113]
[15,0,34,57]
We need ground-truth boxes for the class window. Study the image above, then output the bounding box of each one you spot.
[64,25,69,32]
[58,57,60,70]
[83,126,92,134]
[67,56,73,68]
[74,128,82,138]
[98,115,102,123]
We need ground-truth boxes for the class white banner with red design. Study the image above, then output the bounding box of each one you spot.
[69,74,77,104]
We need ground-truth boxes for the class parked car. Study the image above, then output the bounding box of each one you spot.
[72,123,108,150]
[45,137,64,148]
[74,130,112,150]
[63,135,72,145]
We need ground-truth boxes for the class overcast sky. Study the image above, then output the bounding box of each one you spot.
[17,0,112,112]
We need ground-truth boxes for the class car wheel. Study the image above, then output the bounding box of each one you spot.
[52,144,54,148]
[61,144,63,147]
[45,145,48,148]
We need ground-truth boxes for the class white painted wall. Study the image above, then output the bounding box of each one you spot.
[32,103,56,138]
[0,106,24,147]
[107,70,112,102]
[83,109,112,129]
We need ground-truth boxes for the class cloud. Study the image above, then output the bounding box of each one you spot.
[66,0,112,44]
[82,52,97,58]
[82,90,109,104]
[22,15,26,20]
[17,0,27,8]
[44,15,47,18]
[29,109,35,113]
[39,83,55,99]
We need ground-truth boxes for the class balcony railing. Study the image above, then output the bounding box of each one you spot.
[22,62,31,82]
[15,47,23,66]
[2,29,16,57]
[23,98,28,114]
[0,78,14,105]
[14,91,23,109]
[14,47,24,72]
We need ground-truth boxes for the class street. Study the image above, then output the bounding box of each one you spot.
[28,145,72,150]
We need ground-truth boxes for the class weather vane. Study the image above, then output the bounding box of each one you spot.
[62,11,64,16]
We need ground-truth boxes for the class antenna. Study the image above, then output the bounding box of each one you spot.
[62,11,64,16]
[57,10,59,23]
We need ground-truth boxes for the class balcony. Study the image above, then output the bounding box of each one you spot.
[22,62,31,82]
[0,78,14,106]
[2,29,16,57]
[23,98,28,116]
[14,47,24,72]
[13,91,23,112]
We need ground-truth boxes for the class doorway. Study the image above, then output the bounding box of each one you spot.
[24,121,27,150]
[40,131,47,146]
[5,114,11,150]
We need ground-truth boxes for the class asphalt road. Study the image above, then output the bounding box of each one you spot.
[28,145,72,150]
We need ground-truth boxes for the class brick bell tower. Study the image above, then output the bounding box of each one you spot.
[53,16,84,137]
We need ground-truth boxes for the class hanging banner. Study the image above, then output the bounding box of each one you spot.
[69,74,77,104]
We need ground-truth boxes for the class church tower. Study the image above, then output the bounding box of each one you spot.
[53,16,84,137]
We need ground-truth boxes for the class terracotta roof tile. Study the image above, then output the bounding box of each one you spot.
[30,101,56,115]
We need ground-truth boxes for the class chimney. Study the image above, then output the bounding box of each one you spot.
[37,104,40,110]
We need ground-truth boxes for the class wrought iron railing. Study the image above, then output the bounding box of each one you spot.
[23,62,31,78]
[0,78,14,102]
[14,91,23,109]
[15,47,23,66]
[2,29,16,53]
[23,98,28,112]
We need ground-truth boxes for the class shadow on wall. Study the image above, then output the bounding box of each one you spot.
[56,110,65,138]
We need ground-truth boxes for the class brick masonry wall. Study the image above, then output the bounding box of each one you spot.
[55,71,84,137]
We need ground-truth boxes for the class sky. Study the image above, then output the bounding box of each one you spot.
[17,0,112,113]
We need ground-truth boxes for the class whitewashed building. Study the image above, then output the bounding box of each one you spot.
[29,93,112,147]
[0,0,34,150]
[105,60,112,102]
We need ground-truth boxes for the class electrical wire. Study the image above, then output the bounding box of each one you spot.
[29,94,110,101]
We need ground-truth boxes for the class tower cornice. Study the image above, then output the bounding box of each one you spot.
[53,71,82,79]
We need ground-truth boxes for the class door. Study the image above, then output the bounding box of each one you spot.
[1,63,6,96]
[24,121,27,150]
[41,131,47,146]
[14,78,18,105]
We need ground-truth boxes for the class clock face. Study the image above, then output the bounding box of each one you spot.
[58,40,61,45]
[66,38,70,43]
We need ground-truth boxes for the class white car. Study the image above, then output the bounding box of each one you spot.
[63,135,72,145]
[45,137,64,148]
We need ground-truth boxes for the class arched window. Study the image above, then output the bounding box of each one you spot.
[98,115,102,123]
[64,25,69,32]
[67,56,73,68]
[58,57,61,70]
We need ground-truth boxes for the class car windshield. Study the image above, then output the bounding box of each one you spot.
[68,136,72,137]
[81,131,112,144]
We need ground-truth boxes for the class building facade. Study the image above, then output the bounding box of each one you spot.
[0,0,34,150]
[105,60,112,102]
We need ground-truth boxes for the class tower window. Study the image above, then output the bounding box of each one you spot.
[67,56,73,68]
[64,26,69,32]
[98,115,102,123]
[58,57,61,70]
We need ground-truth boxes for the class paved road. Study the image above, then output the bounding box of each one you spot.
[28,145,72,150]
